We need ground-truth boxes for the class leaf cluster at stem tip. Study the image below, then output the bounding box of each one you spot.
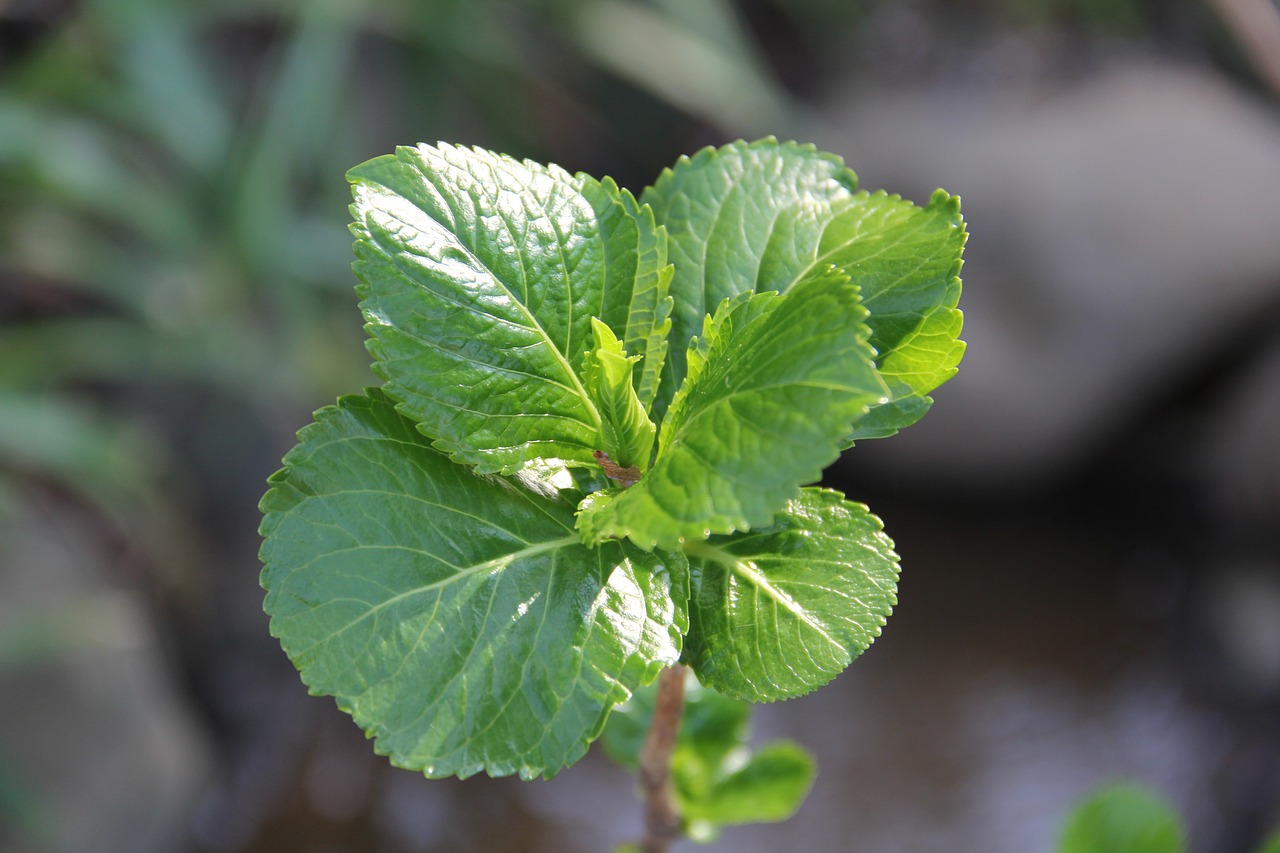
[259,137,967,781]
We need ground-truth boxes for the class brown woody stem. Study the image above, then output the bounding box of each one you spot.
[638,664,688,853]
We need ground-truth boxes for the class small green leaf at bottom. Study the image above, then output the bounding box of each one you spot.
[601,673,814,843]
[684,742,814,832]
[260,390,688,780]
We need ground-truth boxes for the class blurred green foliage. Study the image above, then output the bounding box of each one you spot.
[0,0,1204,570]
[1058,784,1187,853]
[1058,783,1280,853]
[0,0,802,571]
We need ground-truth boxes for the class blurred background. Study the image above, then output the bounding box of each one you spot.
[2,0,1279,850]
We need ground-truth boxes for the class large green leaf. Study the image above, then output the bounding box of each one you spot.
[260,390,688,780]
[577,268,886,550]
[682,488,898,702]
[641,138,965,435]
[348,144,670,475]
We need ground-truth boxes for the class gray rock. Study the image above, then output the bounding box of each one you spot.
[818,61,1280,487]
[0,507,212,853]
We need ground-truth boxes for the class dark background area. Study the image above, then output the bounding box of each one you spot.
[2,0,1280,851]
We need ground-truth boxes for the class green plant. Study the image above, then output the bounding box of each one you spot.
[259,137,966,848]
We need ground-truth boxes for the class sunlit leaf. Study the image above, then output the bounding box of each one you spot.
[261,390,688,779]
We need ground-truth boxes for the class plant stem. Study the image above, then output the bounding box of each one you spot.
[638,664,687,853]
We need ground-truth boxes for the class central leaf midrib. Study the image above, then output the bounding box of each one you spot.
[690,544,840,648]
[292,534,580,658]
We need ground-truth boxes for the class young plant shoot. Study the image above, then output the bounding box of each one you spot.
[259,138,966,844]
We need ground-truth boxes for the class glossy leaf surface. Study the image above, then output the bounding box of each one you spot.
[641,138,965,435]
[349,144,670,474]
[583,317,655,471]
[260,390,688,779]
[577,268,886,550]
[640,138,856,418]
[683,488,898,702]
[578,175,674,411]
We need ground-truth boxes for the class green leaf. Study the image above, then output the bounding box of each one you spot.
[576,175,674,411]
[260,390,688,780]
[577,267,886,550]
[687,742,814,828]
[601,672,814,841]
[582,318,655,473]
[806,189,966,440]
[640,138,857,418]
[1258,831,1280,853]
[1058,784,1186,853]
[682,488,898,702]
[348,144,669,475]
[641,138,965,435]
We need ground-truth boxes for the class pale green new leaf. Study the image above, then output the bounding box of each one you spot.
[682,488,899,702]
[582,318,655,471]
[642,138,965,435]
[578,268,886,551]
[348,144,670,475]
[577,175,674,410]
[260,390,688,780]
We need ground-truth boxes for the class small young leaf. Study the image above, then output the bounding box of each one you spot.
[1058,784,1186,853]
[577,268,886,550]
[260,390,688,780]
[686,742,814,827]
[682,488,899,702]
[348,144,671,475]
[582,317,655,471]
[602,673,815,840]
[577,175,674,411]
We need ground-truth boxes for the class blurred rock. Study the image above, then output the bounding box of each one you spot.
[1207,336,1280,531]
[819,60,1280,488]
[0,505,212,853]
